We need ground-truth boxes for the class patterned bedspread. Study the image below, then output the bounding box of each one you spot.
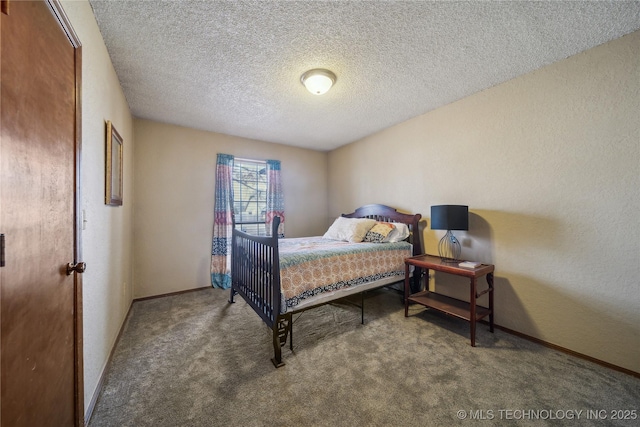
[279,237,412,312]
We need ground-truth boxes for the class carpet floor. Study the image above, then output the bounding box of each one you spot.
[88,287,640,426]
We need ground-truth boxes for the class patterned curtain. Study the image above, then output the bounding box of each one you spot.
[211,153,234,289]
[265,159,285,237]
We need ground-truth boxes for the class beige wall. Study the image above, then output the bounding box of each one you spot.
[59,2,640,415]
[133,119,328,298]
[63,0,135,416]
[328,31,640,372]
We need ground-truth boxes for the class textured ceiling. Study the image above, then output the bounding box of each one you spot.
[89,1,640,151]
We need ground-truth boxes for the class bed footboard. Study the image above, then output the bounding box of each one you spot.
[230,217,289,366]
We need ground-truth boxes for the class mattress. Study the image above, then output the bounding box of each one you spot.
[279,237,412,313]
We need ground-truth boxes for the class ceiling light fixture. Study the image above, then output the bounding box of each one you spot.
[300,68,336,95]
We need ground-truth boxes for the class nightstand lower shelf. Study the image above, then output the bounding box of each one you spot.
[408,291,491,322]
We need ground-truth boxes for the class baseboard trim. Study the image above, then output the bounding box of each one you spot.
[133,286,211,302]
[84,301,135,425]
[488,322,639,379]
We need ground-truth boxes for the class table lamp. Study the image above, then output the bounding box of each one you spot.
[430,205,468,261]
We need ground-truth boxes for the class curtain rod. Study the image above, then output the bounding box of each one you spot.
[235,157,266,164]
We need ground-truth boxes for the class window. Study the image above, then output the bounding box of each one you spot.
[233,158,268,235]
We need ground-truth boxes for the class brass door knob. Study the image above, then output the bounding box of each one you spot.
[66,262,86,275]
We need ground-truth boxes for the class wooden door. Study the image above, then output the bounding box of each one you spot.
[0,0,83,425]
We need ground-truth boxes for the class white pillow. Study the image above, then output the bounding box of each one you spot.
[385,222,410,242]
[323,217,377,243]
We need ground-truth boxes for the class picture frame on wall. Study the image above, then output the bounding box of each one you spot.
[105,120,123,206]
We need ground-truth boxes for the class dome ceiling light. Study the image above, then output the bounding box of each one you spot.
[300,68,337,95]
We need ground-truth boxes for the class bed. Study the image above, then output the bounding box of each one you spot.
[229,204,423,367]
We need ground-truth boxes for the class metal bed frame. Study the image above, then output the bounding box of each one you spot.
[229,204,422,367]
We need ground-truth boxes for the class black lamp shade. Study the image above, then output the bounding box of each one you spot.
[430,205,468,230]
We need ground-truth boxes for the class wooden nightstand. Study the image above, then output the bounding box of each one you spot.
[404,254,494,346]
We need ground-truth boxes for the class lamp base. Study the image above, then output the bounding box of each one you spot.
[438,230,461,261]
